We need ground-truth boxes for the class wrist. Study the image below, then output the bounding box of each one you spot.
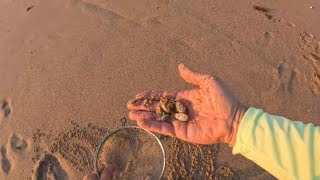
[228,105,248,146]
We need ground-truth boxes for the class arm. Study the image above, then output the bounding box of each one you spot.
[233,107,320,179]
[126,64,319,179]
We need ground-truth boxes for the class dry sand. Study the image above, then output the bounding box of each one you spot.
[0,0,319,179]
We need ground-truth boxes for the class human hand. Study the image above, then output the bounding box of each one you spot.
[127,64,247,146]
[83,165,116,180]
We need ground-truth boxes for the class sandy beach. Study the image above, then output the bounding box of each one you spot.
[0,0,320,179]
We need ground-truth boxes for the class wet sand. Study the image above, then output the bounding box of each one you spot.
[0,0,319,179]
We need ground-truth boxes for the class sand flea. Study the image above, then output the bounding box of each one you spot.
[159,96,175,113]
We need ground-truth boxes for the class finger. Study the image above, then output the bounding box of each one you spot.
[129,111,157,121]
[127,91,176,111]
[127,100,160,111]
[137,119,176,137]
[171,120,189,141]
[134,91,176,100]
[178,63,211,87]
[83,174,98,180]
[100,165,116,180]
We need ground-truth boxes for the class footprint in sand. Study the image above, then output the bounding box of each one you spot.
[299,32,320,56]
[0,99,12,120]
[32,122,108,174]
[253,5,273,20]
[0,134,30,176]
[33,154,68,180]
[261,32,274,48]
[49,122,108,173]
[10,134,28,154]
[253,5,283,23]
[0,145,11,175]
[298,32,320,94]
[276,63,297,95]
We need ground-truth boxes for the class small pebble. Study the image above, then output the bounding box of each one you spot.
[174,113,189,122]
[310,6,314,9]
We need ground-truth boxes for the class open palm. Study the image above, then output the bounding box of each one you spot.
[127,64,247,145]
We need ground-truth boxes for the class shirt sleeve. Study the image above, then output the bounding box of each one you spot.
[232,107,320,180]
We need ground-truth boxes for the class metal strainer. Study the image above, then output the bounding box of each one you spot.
[94,119,166,180]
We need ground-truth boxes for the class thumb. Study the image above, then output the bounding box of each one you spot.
[100,165,116,180]
[178,64,211,87]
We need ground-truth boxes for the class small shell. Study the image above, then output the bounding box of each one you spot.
[175,101,186,113]
[174,113,189,122]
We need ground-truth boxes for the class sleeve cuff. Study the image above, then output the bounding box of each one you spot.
[232,107,263,154]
